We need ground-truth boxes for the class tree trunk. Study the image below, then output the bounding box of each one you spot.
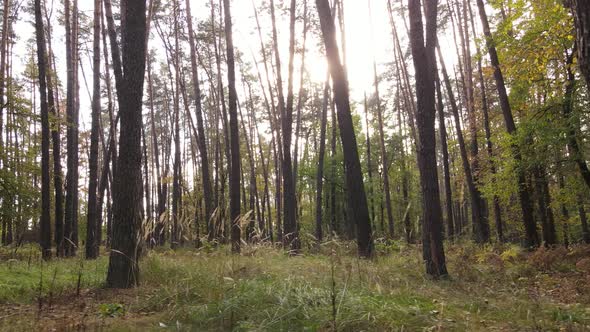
[171,0,182,249]
[0,0,9,170]
[368,2,394,238]
[577,197,590,244]
[222,0,241,254]
[436,76,454,239]
[316,0,373,257]
[64,0,80,257]
[278,0,299,251]
[477,53,504,242]
[41,1,65,257]
[185,0,213,244]
[364,94,376,229]
[293,0,308,199]
[437,46,488,243]
[563,49,590,191]
[86,0,101,259]
[315,78,329,244]
[476,0,538,248]
[106,0,147,288]
[534,166,557,246]
[34,0,52,261]
[397,88,412,243]
[409,0,447,277]
[569,0,590,92]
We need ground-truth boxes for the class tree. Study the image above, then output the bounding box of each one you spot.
[568,0,590,91]
[185,0,213,245]
[106,0,148,288]
[281,0,299,251]
[475,0,539,248]
[408,0,447,277]
[437,46,485,243]
[315,78,329,243]
[34,0,51,261]
[223,0,241,254]
[86,0,101,259]
[316,0,373,257]
[435,76,454,239]
[171,0,182,249]
[368,0,394,239]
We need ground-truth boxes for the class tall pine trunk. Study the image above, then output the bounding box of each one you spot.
[34,0,52,261]
[106,0,148,288]
[316,0,373,257]
[222,0,241,254]
[476,0,538,247]
[409,0,447,277]
[436,76,454,239]
[185,0,213,244]
[86,0,101,259]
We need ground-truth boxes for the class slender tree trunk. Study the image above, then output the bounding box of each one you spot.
[477,53,504,242]
[577,197,590,244]
[0,0,9,169]
[293,0,308,197]
[368,1,394,238]
[277,0,300,251]
[476,0,538,248]
[534,166,557,246]
[41,8,65,257]
[34,0,52,261]
[64,0,80,257]
[315,78,329,244]
[437,46,488,243]
[558,175,570,248]
[222,0,241,254]
[86,0,101,259]
[436,76,454,239]
[409,0,447,277]
[397,88,412,243]
[316,0,373,257]
[185,0,213,245]
[364,94,375,228]
[171,0,182,249]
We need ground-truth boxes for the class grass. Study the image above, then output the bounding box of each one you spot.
[0,241,589,331]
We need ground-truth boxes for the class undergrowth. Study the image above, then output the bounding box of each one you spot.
[0,242,589,331]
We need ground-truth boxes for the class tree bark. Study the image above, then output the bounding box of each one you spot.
[106,0,147,288]
[278,0,300,251]
[409,0,447,277]
[222,0,241,254]
[436,76,454,239]
[315,78,329,243]
[569,0,590,92]
[171,0,182,249]
[34,0,52,261]
[185,0,213,245]
[475,0,538,248]
[364,94,375,229]
[64,0,80,257]
[86,0,101,259]
[316,0,373,257]
[437,46,488,243]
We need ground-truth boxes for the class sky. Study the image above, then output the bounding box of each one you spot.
[10,0,469,134]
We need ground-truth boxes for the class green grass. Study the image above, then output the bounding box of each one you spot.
[1,242,589,331]
[0,246,108,304]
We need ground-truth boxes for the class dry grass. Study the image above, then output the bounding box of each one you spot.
[0,241,589,331]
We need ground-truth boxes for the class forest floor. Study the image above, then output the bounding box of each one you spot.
[0,241,589,331]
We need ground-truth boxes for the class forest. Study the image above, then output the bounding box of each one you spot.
[0,0,590,330]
